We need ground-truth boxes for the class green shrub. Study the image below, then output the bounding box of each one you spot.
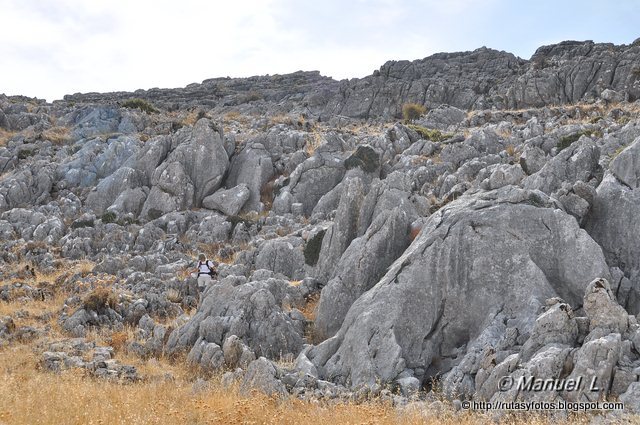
[18,149,34,160]
[407,124,452,142]
[71,219,95,229]
[121,98,158,113]
[101,211,117,224]
[557,129,602,152]
[402,103,426,123]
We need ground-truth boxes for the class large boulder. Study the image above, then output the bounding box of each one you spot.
[315,207,411,338]
[202,184,250,216]
[140,119,228,218]
[314,177,365,283]
[522,136,601,195]
[286,134,348,215]
[306,186,610,388]
[225,143,274,212]
[585,137,640,313]
[165,277,305,361]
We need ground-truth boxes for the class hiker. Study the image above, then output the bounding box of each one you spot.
[194,253,217,297]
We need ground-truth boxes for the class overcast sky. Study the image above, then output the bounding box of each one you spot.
[1,0,638,101]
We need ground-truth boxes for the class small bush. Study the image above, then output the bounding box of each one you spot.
[17,149,35,160]
[71,219,95,229]
[101,211,117,224]
[121,98,158,114]
[402,103,426,123]
[146,208,164,221]
[83,287,117,312]
[407,124,451,142]
[557,129,602,152]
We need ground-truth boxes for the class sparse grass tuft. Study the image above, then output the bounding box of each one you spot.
[402,103,426,123]
[0,128,16,146]
[305,131,323,156]
[41,126,70,145]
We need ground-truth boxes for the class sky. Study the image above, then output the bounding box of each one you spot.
[1,0,638,102]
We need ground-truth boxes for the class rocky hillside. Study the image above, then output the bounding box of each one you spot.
[2,39,640,421]
[61,39,640,119]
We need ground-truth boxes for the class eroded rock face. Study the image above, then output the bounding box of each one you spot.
[307,186,610,387]
[315,207,411,338]
[586,137,640,314]
[165,276,305,362]
[141,119,229,218]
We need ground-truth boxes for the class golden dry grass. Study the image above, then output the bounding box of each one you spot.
[41,126,71,145]
[0,128,16,146]
[305,131,323,156]
[0,342,605,425]
[0,262,632,425]
[299,293,320,322]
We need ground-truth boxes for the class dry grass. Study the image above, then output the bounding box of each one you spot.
[0,128,16,146]
[0,261,632,424]
[2,343,589,425]
[41,126,70,145]
[223,110,249,125]
[305,131,323,156]
[299,293,320,322]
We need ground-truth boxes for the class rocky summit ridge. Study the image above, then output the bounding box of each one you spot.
[60,39,640,119]
[2,38,640,420]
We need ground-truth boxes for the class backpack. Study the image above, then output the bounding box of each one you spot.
[200,260,217,277]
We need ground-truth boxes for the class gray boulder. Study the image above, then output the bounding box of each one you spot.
[240,357,287,396]
[585,137,640,313]
[165,277,304,360]
[287,134,347,215]
[225,143,274,212]
[307,186,610,388]
[140,119,228,218]
[315,177,365,283]
[202,184,250,216]
[416,105,466,130]
[519,145,547,175]
[523,136,601,194]
[315,207,411,338]
[254,237,305,280]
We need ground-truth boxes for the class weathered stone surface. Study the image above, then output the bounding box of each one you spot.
[202,184,250,216]
[523,137,601,194]
[315,177,365,283]
[307,186,610,387]
[315,207,411,338]
[585,137,640,314]
[225,143,274,211]
[140,119,228,218]
[254,237,305,280]
[166,277,304,359]
[240,357,287,396]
